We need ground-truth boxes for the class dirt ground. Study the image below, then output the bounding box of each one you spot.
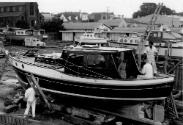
[0,43,73,125]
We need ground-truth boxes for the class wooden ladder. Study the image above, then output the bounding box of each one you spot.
[26,73,52,110]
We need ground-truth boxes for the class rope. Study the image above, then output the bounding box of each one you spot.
[54,58,112,79]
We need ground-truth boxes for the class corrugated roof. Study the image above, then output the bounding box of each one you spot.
[112,27,147,33]
[124,18,144,24]
[63,22,107,30]
[99,19,125,27]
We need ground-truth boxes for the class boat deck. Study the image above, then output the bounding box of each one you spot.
[16,56,171,80]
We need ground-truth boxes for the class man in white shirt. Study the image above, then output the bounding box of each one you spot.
[144,41,158,74]
[24,84,36,118]
[137,56,153,79]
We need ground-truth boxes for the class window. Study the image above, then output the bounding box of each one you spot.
[85,54,105,68]
[10,6,13,12]
[6,7,10,12]
[19,6,23,11]
[0,8,4,12]
[30,3,34,15]
[12,7,16,12]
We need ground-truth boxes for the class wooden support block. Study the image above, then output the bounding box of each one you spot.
[4,104,18,113]
[153,104,164,122]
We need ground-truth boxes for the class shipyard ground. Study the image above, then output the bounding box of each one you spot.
[0,40,73,125]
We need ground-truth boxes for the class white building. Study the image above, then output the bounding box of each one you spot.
[41,12,55,22]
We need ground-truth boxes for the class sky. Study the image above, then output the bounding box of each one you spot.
[1,0,183,18]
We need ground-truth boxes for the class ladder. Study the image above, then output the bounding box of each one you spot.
[26,73,51,110]
[0,40,10,80]
[137,3,163,68]
[145,3,163,40]
[0,54,9,80]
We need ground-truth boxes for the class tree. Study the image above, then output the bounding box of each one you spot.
[40,17,64,32]
[16,20,29,29]
[133,3,175,18]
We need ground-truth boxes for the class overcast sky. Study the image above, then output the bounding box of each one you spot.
[2,0,183,17]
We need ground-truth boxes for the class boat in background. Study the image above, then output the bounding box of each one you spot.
[109,30,183,58]
[75,32,108,46]
[4,28,48,45]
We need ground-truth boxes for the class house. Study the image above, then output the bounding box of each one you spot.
[99,18,146,29]
[135,14,183,28]
[41,12,55,22]
[60,22,112,41]
[80,12,89,21]
[89,12,114,22]
[59,12,89,22]
[0,2,41,27]
[99,19,127,29]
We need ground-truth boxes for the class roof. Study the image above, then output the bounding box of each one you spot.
[59,12,82,22]
[99,19,125,27]
[64,46,131,53]
[0,12,23,17]
[124,18,144,24]
[0,2,37,7]
[135,14,183,27]
[112,27,147,33]
[162,32,182,40]
[63,22,111,30]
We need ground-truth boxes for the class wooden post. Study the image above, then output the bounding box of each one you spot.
[26,74,51,110]
[137,38,144,69]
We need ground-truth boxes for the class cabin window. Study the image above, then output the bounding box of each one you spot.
[67,53,84,66]
[84,54,105,68]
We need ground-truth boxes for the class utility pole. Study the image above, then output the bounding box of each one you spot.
[106,7,109,20]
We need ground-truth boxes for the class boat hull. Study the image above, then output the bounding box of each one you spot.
[9,56,174,101]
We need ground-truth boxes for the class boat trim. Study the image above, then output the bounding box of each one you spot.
[18,77,166,101]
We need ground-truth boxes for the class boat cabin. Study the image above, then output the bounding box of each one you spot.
[61,46,141,79]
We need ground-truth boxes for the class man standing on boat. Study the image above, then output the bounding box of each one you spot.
[24,84,37,119]
[144,41,158,75]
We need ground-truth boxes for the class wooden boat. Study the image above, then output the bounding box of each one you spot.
[108,30,183,58]
[8,45,174,101]
[75,32,108,46]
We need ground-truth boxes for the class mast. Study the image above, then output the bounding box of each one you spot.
[137,3,163,68]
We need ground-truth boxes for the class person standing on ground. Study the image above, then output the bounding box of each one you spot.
[144,41,158,74]
[24,84,36,118]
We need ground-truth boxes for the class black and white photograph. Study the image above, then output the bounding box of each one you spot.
[0,0,182,124]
